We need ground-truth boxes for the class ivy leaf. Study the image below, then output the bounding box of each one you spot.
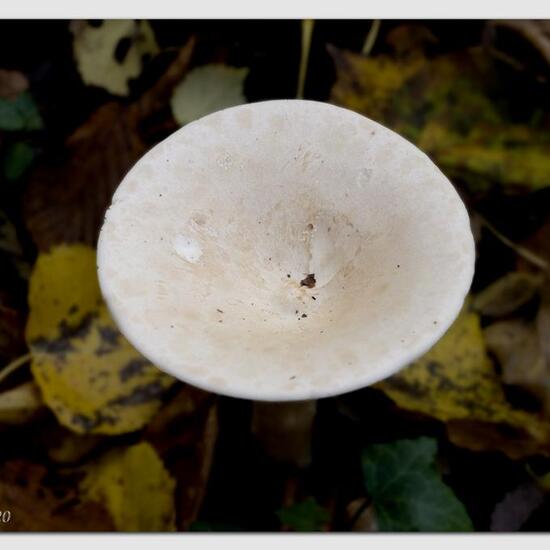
[80,442,176,531]
[362,438,473,532]
[276,497,329,532]
[0,92,43,132]
[170,64,249,125]
[2,142,36,181]
[26,244,176,434]
[71,20,159,96]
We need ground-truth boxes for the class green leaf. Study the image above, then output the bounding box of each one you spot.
[362,437,473,532]
[3,142,36,181]
[0,92,43,131]
[170,64,249,125]
[276,497,329,532]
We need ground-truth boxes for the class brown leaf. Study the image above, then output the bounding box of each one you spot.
[0,460,114,531]
[447,419,550,460]
[485,320,550,411]
[23,38,195,252]
[0,69,28,100]
[145,385,218,530]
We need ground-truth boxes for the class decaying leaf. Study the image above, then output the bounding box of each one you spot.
[0,381,42,425]
[377,307,550,457]
[24,39,195,252]
[473,272,542,317]
[80,442,176,531]
[329,35,550,191]
[26,244,176,434]
[346,498,378,532]
[0,460,113,531]
[71,20,159,96]
[485,320,550,408]
[170,64,249,125]
[362,438,473,532]
[276,497,330,532]
[145,385,218,530]
[490,482,544,532]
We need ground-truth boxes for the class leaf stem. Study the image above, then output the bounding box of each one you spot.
[297,19,315,99]
[362,20,381,57]
[0,352,32,385]
[478,214,549,271]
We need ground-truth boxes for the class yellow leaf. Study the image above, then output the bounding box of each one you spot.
[329,45,425,121]
[377,307,550,455]
[170,64,249,125]
[80,442,176,531]
[72,20,158,96]
[26,244,176,434]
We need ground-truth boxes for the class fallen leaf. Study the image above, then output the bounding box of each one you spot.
[80,441,176,531]
[377,307,550,457]
[0,92,43,132]
[145,385,218,530]
[0,381,42,424]
[170,64,249,125]
[0,69,28,100]
[490,482,544,531]
[473,272,542,317]
[346,498,378,531]
[0,460,113,531]
[71,20,159,96]
[26,244,176,434]
[23,39,195,252]
[276,497,330,532]
[485,320,550,409]
[329,36,550,192]
[362,437,473,532]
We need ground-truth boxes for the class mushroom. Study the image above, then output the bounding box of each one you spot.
[97,100,475,402]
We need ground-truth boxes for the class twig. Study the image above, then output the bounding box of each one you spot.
[362,20,381,57]
[297,19,314,99]
[478,214,549,271]
[0,352,32,385]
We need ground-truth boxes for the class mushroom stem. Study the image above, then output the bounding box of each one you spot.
[251,399,317,468]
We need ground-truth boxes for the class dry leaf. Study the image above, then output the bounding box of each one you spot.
[485,320,550,409]
[145,385,218,530]
[26,244,176,434]
[0,381,42,425]
[80,442,176,531]
[473,272,542,317]
[0,460,113,531]
[71,20,158,96]
[23,39,195,252]
[378,307,550,457]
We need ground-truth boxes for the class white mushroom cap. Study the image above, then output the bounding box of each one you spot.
[97,100,475,401]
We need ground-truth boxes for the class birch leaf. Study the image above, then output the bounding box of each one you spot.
[80,442,176,531]
[26,244,176,434]
[72,20,158,96]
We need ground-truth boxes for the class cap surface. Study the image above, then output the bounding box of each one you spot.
[97,100,475,401]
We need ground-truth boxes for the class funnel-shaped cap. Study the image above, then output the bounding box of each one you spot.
[97,100,475,401]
